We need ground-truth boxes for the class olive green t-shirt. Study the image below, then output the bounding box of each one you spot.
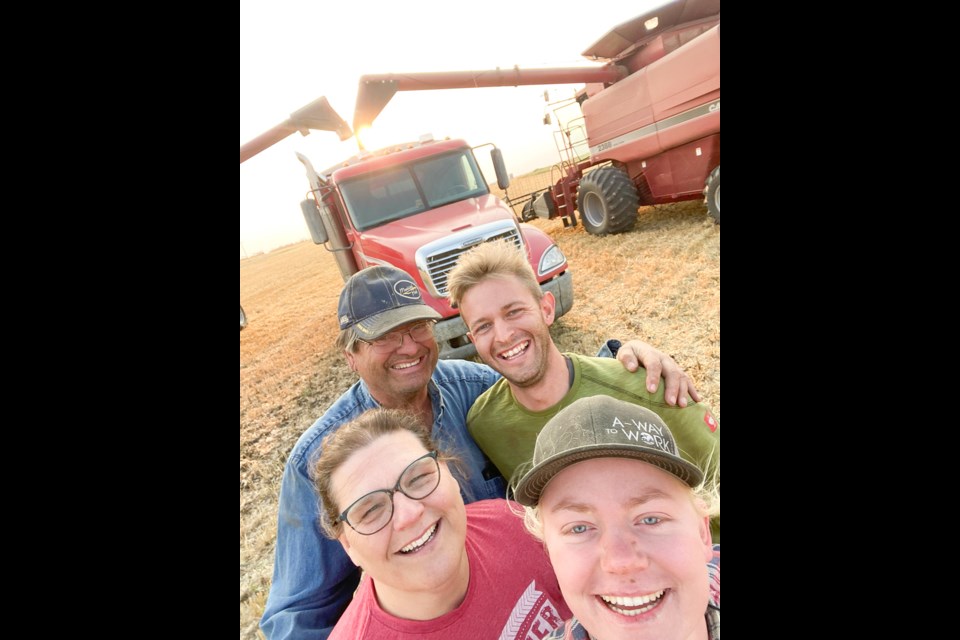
[467,353,720,538]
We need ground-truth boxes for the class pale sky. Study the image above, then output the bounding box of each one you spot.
[240,0,668,256]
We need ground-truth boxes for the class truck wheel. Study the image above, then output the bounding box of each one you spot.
[576,166,638,235]
[704,165,720,224]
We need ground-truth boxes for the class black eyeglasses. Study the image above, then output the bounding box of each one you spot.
[359,321,436,353]
[338,451,441,535]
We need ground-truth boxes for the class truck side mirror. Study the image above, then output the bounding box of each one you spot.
[300,198,329,245]
[491,148,510,190]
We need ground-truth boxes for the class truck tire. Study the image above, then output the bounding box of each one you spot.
[704,165,720,224]
[576,166,638,235]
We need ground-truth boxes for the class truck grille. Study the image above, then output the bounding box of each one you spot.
[419,226,523,297]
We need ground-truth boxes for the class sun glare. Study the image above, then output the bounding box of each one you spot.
[355,125,402,152]
[354,125,372,150]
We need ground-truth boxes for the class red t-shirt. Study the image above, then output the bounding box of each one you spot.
[329,499,570,639]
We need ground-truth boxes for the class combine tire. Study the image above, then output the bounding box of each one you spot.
[704,165,720,224]
[576,166,639,235]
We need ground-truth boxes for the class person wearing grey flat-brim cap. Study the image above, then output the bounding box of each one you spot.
[514,395,720,640]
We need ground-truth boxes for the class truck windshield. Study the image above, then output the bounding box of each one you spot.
[340,149,489,231]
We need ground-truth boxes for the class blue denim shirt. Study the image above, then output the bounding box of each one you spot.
[259,358,505,640]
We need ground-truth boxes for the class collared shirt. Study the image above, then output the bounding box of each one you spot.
[260,359,505,640]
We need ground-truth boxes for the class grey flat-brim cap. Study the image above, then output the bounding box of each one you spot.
[514,395,704,506]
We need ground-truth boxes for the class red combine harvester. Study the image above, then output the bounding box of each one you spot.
[352,0,720,233]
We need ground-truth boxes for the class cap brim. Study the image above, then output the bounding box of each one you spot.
[351,304,442,340]
[513,445,704,506]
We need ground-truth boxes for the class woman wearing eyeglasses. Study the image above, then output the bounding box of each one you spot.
[313,407,570,640]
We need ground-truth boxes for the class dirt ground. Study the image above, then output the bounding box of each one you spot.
[239,197,720,638]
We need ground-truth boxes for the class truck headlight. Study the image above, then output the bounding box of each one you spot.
[538,245,566,275]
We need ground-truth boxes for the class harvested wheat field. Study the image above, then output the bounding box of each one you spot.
[239,198,720,638]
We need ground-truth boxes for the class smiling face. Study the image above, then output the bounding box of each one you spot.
[331,430,469,617]
[344,320,439,407]
[539,458,713,640]
[459,275,556,387]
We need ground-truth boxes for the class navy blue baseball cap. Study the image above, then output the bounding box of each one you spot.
[338,265,441,339]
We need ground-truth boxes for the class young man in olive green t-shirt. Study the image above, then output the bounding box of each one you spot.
[447,241,719,538]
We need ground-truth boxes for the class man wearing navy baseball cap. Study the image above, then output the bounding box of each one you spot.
[261,263,700,640]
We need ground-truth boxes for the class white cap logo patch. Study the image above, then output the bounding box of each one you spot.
[394,280,421,300]
[607,416,677,455]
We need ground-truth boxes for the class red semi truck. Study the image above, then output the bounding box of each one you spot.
[295,135,573,359]
[351,0,720,233]
[240,98,573,358]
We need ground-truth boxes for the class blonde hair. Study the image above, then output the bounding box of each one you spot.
[313,409,439,539]
[446,240,542,311]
